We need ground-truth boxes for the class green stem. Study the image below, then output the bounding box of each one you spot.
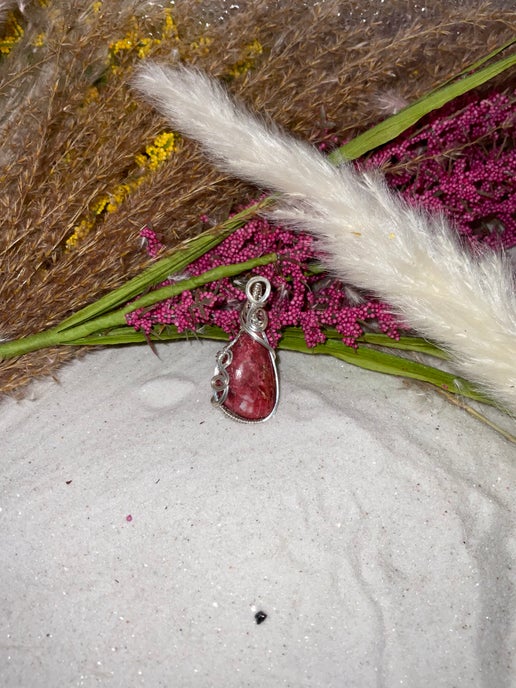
[64,324,496,408]
[55,196,275,332]
[65,324,514,441]
[326,331,450,360]
[0,254,277,359]
[277,329,492,405]
[330,46,516,162]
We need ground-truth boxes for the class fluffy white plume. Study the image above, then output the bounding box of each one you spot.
[133,63,516,415]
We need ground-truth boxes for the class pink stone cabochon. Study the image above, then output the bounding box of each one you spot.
[223,333,277,421]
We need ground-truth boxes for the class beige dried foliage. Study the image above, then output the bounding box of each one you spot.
[0,0,514,397]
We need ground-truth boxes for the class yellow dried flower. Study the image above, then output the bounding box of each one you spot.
[66,131,179,249]
[83,86,100,105]
[109,34,136,57]
[0,12,24,55]
[91,196,110,215]
[227,40,263,78]
[108,8,179,68]
[65,218,95,249]
[134,153,147,168]
[162,10,179,40]
[140,131,179,170]
[136,37,153,59]
[106,184,132,213]
[33,33,45,48]
[247,39,263,57]
[189,35,213,56]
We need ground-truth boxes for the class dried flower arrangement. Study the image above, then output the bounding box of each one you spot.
[0,1,514,438]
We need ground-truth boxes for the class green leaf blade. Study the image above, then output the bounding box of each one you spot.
[329,49,516,162]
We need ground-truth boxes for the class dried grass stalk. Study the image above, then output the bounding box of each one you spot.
[0,0,514,397]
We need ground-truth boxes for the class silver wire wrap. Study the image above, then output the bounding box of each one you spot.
[210,276,279,422]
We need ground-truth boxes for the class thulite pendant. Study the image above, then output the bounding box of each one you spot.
[223,333,277,421]
[211,277,279,423]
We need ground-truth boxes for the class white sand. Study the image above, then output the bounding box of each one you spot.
[1,341,514,687]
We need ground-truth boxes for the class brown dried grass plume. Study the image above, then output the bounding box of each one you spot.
[0,0,514,397]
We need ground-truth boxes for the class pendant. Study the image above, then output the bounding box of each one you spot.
[211,276,279,423]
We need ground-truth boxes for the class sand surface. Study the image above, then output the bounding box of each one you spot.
[1,341,514,687]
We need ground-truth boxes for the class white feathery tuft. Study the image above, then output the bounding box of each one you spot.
[133,63,516,415]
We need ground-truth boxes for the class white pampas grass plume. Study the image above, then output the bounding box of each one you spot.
[133,63,516,415]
